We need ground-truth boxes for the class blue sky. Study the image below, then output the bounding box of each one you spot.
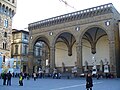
[12,0,120,30]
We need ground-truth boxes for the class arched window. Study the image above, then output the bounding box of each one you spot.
[9,8,12,17]
[12,10,14,17]
[3,43,4,49]
[3,42,7,49]
[6,7,8,15]
[2,5,5,13]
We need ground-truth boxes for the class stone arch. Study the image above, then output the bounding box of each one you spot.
[79,25,110,44]
[54,30,76,56]
[52,30,77,70]
[80,25,109,55]
[31,35,50,51]
[28,35,50,74]
[80,25,114,73]
[52,30,76,47]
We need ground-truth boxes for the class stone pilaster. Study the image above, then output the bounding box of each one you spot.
[28,51,34,75]
[109,40,116,76]
[49,47,55,73]
[76,43,82,73]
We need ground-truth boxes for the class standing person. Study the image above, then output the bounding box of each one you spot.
[19,73,23,86]
[33,72,37,81]
[2,72,7,85]
[86,73,93,90]
[7,71,12,86]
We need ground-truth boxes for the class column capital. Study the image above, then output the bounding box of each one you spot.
[50,46,55,49]
[75,42,82,47]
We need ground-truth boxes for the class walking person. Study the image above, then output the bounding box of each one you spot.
[86,73,93,90]
[19,73,23,86]
[7,71,12,86]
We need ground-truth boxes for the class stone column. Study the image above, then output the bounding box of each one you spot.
[76,43,82,73]
[100,60,103,72]
[84,61,88,72]
[49,47,55,73]
[109,40,116,76]
[28,51,34,75]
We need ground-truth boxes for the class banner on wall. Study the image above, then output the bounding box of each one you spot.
[0,56,2,68]
[0,58,21,73]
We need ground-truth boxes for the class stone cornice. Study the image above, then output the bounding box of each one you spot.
[28,3,116,30]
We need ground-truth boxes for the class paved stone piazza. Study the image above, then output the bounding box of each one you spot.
[0,77,120,90]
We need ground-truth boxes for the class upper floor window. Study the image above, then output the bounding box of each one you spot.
[24,34,28,40]
[3,56,5,62]
[105,21,110,26]
[15,33,20,39]
[4,32,7,37]
[15,45,18,54]
[24,45,28,54]
[2,5,5,13]
[0,3,1,13]
[12,0,15,3]
[4,19,8,28]
[0,16,1,25]
[38,48,40,56]
[3,42,7,49]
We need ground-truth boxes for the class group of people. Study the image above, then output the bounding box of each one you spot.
[1,70,93,90]
[1,71,12,86]
[1,71,24,86]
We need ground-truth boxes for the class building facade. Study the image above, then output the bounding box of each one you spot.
[0,0,17,62]
[11,29,29,73]
[28,3,120,77]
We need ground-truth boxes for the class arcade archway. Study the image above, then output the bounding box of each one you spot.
[32,37,50,73]
[81,27,109,74]
[54,32,76,72]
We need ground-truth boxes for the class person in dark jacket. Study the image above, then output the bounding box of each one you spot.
[2,72,7,85]
[7,71,12,86]
[86,73,93,90]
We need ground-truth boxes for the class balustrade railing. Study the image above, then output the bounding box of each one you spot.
[29,3,115,30]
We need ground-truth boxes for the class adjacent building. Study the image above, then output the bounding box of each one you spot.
[11,29,29,72]
[0,0,17,62]
[11,29,47,73]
